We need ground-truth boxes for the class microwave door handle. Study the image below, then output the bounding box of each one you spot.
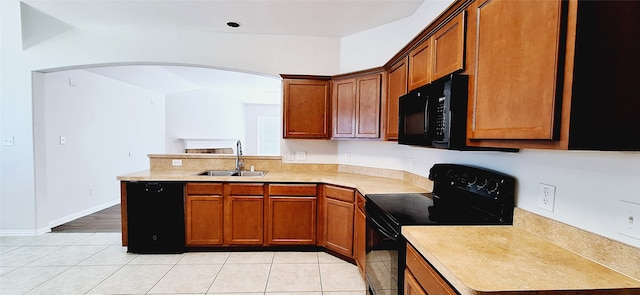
[424,96,430,134]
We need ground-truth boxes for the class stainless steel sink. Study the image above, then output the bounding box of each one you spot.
[232,170,267,177]
[197,170,267,177]
[197,170,236,176]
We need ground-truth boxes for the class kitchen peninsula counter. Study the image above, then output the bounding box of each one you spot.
[402,225,640,295]
[117,169,428,195]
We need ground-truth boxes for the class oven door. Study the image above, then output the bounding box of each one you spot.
[365,210,403,295]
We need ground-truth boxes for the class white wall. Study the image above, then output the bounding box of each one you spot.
[244,104,281,155]
[340,0,455,73]
[1,0,341,234]
[165,89,246,153]
[37,69,165,228]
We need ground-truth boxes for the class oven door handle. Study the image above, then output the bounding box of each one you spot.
[368,216,399,241]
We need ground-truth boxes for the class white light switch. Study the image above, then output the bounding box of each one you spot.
[59,136,67,145]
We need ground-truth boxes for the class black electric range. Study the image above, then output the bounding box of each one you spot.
[364,163,516,295]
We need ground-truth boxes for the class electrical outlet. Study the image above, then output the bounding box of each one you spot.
[287,151,295,161]
[59,136,66,145]
[618,200,640,239]
[538,183,556,212]
[344,152,351,163]
[2,136,15,146]
[295,151,307,161]
[171,159,183,166]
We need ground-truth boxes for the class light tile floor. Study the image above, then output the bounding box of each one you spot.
[0,232,367,295]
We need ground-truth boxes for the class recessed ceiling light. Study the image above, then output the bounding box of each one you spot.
[226,21,241,28]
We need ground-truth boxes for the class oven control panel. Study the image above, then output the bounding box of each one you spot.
[429,164,515,200]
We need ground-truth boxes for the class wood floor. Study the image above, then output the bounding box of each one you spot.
[51,204,122,233]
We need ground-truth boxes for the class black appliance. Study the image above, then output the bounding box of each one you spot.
[364,164,515,295]
[398,74,468,149]
[127,182,185,254]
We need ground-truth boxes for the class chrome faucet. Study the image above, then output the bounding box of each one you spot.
[235,140,244,172]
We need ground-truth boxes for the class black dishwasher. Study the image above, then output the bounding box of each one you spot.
[127,182,185,253]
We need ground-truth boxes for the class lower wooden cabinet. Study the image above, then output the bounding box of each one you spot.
[267,184,318,245]
[406,244,457,295]
[404,269,428,295]
[182,182,361,255]
[224,183,265,245]
[185,183,224,246]
[323,185,355,257]
[354,192,366,277]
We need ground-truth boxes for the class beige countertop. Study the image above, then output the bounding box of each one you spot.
[402,226,640,295]
[117,169,427,195]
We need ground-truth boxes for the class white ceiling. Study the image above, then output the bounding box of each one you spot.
[25,0,426,104]
[22,0,425,38]
[85,65,282,104]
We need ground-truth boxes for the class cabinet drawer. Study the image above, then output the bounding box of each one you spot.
[269,184,317,196]
[186,183,223,195]
[228,183,264,196]
[406,244,457,295]
[325,185,355,203]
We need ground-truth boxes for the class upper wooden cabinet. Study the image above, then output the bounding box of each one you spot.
[466,0,640,150]
[408,40,432,91]
[408,12,466,91]
[282,75,331,139]
[383,56,408,141]
[431,12,466,81]
[468,0,564,141]
[332,71,382,139]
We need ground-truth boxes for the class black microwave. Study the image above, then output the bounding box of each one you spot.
[398,74,469,149]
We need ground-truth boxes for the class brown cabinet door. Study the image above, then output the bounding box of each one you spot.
[185,195,223,246]
[355,74,381,138]
[224,183,265,245]
[185,183,224,246]
[225,196,264,245]
[282,77,331,139]
[268,196,317,245]
[332,73,382,139]
[431,12,466,81]
[408,39,432,90]
[384,57,408,140]
[324,197,354,257]
[332,78,357,138]
[404,269,428,295]
[354,192,366,278]
[469,0,565,140]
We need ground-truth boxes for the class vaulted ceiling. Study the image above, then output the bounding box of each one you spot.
[22,0,427,103]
